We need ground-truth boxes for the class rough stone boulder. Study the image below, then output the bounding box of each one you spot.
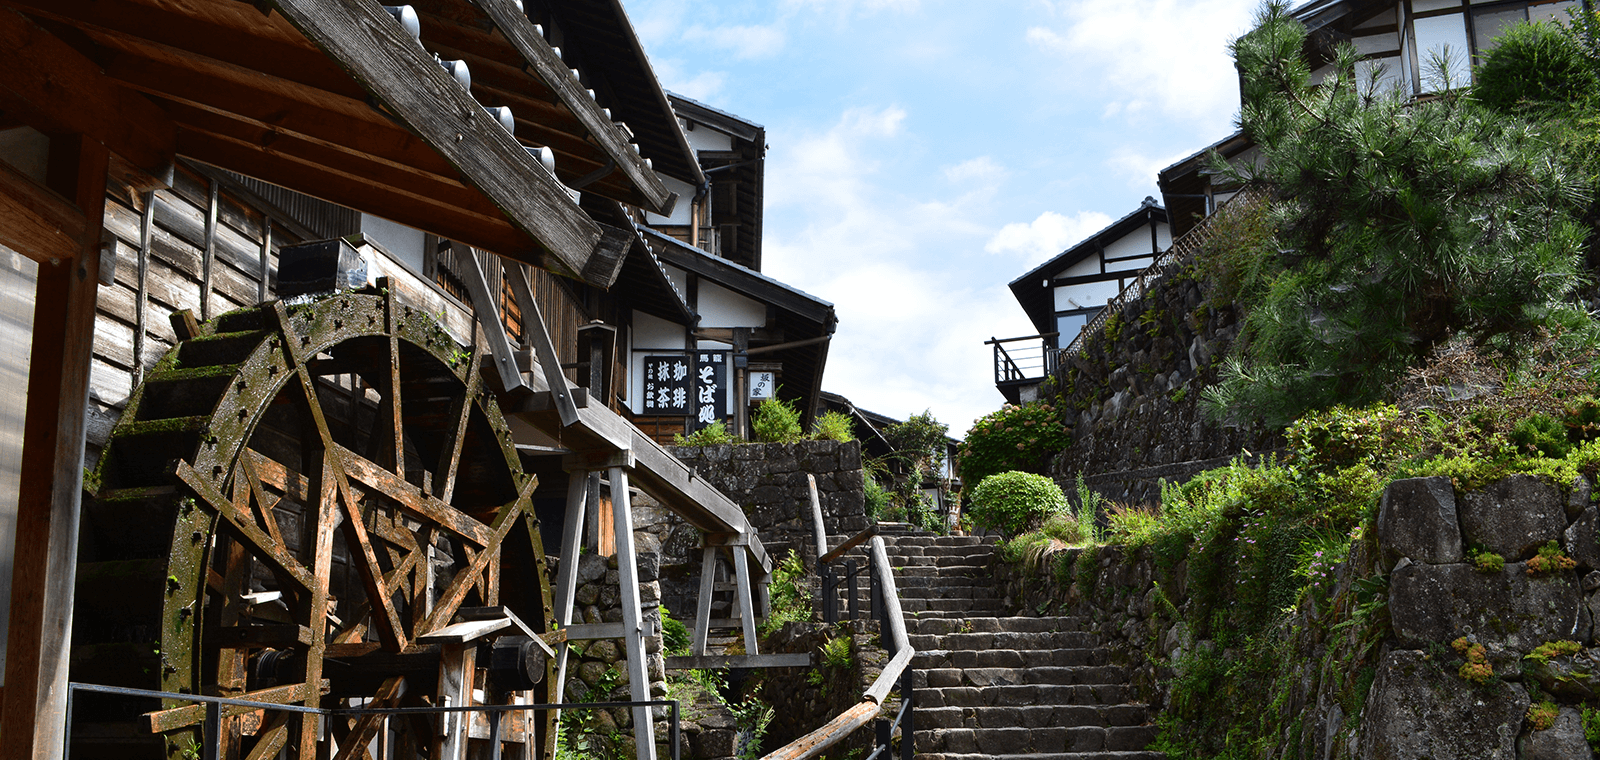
[1389,560,1585,651]
[1459,474,1565,559]
[1355,649,1527,759]
[1525,648,1600,700]
[1564,506,1600,572]
[1376,476,1463,566]
[1523,707,1589,760]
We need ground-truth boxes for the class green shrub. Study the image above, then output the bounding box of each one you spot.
[1583,705,1600,746]
[1527,640,1583,664]
[812,410,855,442]
[1527,541,1578,575]
[958,403,1073,490]
[1563,395,1600,442]
[1512,414,1571,459]
[863,469,890,520]
[675,420,735,446]
[1287,404,1412,472]
[759,551,811,635]
[820,636,852,670]
[661,605,691,656]
[1474,19,1599,115]
[752,397,804,443]
[969,471,1067,537]
[1469,548,1506,574]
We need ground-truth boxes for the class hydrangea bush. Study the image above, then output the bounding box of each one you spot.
[957,403,1072,492]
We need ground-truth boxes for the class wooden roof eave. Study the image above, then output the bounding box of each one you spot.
[410,0,678,216]
[267,0,640,286]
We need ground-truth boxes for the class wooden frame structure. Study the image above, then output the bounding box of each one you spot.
[0,2,771,759]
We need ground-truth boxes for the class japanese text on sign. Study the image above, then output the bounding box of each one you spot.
[642,354,692,415]
[694,352,728,426]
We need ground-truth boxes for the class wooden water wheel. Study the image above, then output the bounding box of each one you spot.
[76,289,557,759]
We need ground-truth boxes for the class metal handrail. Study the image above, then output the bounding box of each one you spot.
[66,682,682,760]
[765,504,914,760]
[1059,187,1265,361]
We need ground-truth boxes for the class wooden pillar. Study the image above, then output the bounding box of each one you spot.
[608,467,655,760]
[1,134,107,760]
[551,470,590,724]
[691,546,716,657]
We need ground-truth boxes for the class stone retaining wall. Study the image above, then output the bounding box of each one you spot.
[997,473,1600,758]
[1049,271,1280,504]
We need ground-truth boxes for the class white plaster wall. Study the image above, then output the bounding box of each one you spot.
[1054,280,1123,312]
[684,125,733,153]
[696,280,766,329]
[645,176,697,226]
[628,309,688,415]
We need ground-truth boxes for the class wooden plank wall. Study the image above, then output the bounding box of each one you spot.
[87,162,306,469]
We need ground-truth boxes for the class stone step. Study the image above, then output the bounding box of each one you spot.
[900,598,1006,614]
[916,683,1134,708]
[913,647,1109,669]
[907,617,1088,634]
[893,585,1002,600]
[907,631,1099,651]
[913,726,1160,757]
[824,534,999,549]
[914,666,1130,689]
[913,704,1149,730]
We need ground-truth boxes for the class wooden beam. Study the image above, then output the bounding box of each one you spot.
[0,8,174,173]
[265,0,611,286]
[461,0,674,215]
[1,134,106,760]
[0,157,85,265]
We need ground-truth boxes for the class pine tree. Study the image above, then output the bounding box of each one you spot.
[1205,1,1591,425]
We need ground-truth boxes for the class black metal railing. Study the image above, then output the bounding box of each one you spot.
[986,333,1058,387]
[66,682,681,760]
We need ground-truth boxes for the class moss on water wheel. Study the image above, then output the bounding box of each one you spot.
[76,291,556,760]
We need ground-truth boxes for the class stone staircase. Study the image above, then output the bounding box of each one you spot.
[824,525,1162,759]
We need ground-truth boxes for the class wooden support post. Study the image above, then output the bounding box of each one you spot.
[505,257,578,426]
[731,546,759,657]
[458,245,527,396]
[691,546,716,658]
[436,642,475,760]
[608,467,656,760]
[552,470,589,724]
[1,134,106,760]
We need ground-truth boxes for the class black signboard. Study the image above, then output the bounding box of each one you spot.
[694,351,729,427]
[642,354,692,415]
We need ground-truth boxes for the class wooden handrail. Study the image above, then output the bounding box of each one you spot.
[808,474,828,562]
[762,536,912,760]
[818,524,879,565]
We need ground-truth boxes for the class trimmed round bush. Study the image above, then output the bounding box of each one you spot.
[969,471,1067,538]
[1474,19,1599,113]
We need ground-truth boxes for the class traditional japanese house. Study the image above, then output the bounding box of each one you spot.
[0,2,797,759]
[1161,0,1590,235]
[627,96,836,444]
[992,197,1170,404]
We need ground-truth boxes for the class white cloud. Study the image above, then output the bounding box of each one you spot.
[650,57,728,101]
[984,210,1113,266]
[1027,0,1257,131]
[943,156,1005,185]
[762,105,1034,432]
[682,23,787,59]
[1104,146,1194,192]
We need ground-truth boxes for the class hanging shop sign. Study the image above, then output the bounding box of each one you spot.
[694,351,729,426]
[642,354,692,415]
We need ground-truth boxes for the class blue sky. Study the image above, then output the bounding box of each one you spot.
[627,0,1263,436]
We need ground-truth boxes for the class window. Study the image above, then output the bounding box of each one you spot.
[1054,307,1101,347]
[1408,0,1586,93]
